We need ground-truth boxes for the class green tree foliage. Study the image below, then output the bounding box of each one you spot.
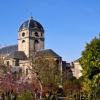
[31,54,61,87]
[80,35,100,96]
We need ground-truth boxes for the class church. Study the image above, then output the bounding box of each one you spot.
[3,17,64,79]
[0,17,82,81]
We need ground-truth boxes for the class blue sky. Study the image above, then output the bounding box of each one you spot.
[0,0,99,62]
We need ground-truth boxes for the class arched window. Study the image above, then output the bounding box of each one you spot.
[34,40,39,50]
[22,32,25,37]
[7,61,9,66]
[35,40,39,44]
[34,32,39,37]
[22,40,25,43]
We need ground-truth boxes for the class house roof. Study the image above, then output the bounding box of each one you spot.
[36,49,61,58]
[0,44,18,55]
[5,51,27,60]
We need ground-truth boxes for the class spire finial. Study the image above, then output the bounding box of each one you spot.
[29,16,33,20]
[29,12,33,20]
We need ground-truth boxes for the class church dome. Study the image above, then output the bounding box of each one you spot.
[19,17,44,32]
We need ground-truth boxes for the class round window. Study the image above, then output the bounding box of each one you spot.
[22,32,25,37]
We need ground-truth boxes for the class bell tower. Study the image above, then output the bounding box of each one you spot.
[18,17,44,57]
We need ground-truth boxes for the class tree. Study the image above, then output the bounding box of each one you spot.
[80,35,100,97]
[0,54,9,76]
[32,55,61,85]
[30,52,61,98]
[0,54,4,65]
[29,53,62,99]
[0,66,35,99]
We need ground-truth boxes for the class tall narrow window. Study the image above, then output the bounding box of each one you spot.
[22,40,25,52]
[7,61,9,66]
[15,59,19,66]
[34,40,39,51]
[26,69,28,75]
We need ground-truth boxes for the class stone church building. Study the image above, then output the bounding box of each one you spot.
[0,17,82,80]
[4,17,63,79]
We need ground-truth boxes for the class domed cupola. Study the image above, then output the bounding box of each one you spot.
[19,17,44,32]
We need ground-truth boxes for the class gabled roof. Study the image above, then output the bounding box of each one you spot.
[36,49,61,58]
[5,51,27,60]
[0,44,18,55]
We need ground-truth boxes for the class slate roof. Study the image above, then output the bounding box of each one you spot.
[36,49,61,58]
[19,17,44,32]
[5,51,27,60]
[0,45,18,55]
